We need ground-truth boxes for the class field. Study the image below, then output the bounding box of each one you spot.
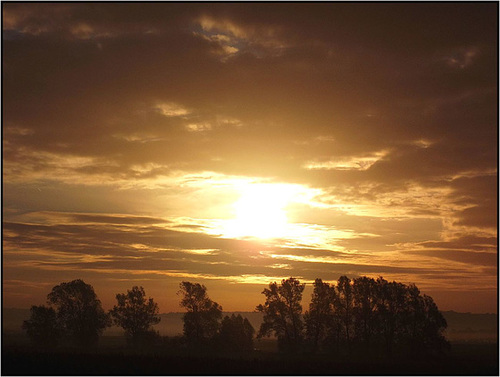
[3,309,497,375]
[2,335,498,376]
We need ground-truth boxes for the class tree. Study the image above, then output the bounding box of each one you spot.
[256,277,305,352]
[22,305,61,347]
[375,277,408,354]
[304,278,336,352]
[416,294,449,353]
[217,314,255,351]
[336,275,354,348]
[178,281,222,346]
[369,277,449,355]
[110,286,161,346]
[404,283,426,350]
[259,275,449,356]
[47,279,110,347]
[352,276,378,347]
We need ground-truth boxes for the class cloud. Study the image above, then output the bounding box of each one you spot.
[399,234,497,267]
[2,3,497,312]
[303,150,389,171]
[4,211,495,296]
[406,249,496,267]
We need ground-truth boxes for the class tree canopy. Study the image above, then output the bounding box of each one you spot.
[178,281,223,346]
[303,278,336,352]
[303,276,449,355]
[110,286,161,346]
[217,314,255,351]
[22,305,61,347]
[256,277,305,352]
[47,279,110,347]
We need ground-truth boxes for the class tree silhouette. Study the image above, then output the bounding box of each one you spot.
[336,275,354,349]
[22,305,61,347]
[352,276,378,348]
[110,286,161,346]
[256,277,305,352]
[178,281,222,347]
[375,277,408,354]
[217,314,255,351]
[417,294,449,353]
[266,276,448,356]
[47,279,110,347]
[304,278,336,352]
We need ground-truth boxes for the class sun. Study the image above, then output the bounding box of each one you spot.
[223,183,293,239]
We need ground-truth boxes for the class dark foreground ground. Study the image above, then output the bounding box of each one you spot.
[2,341,498,376]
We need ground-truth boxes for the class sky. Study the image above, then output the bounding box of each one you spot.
[2,3,498,314]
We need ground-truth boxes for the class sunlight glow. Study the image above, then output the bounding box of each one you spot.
[223,183,293,239]
[214,182,356,245]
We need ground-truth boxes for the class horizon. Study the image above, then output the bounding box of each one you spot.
[3,3,498,315]
[2,274,497,314]
[4,306,498,316]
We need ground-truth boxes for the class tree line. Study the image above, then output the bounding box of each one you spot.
[21,279,254,351]
[257,276,449,355]
[22,276,449,355]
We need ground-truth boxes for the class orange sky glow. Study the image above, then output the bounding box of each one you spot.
[2,3,497,314]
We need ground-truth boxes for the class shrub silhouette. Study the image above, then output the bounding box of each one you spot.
[22,305,61,347]
[178,281,222,347]
[47,279,110,347]
[110,286,161,347]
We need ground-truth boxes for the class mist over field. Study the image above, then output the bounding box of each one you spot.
[3,308,497,343]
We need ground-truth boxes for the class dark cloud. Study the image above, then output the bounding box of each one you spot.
[405,249,496,267]
[4,4,496,182]
[449,175,498,229]
[419,235,496,251]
